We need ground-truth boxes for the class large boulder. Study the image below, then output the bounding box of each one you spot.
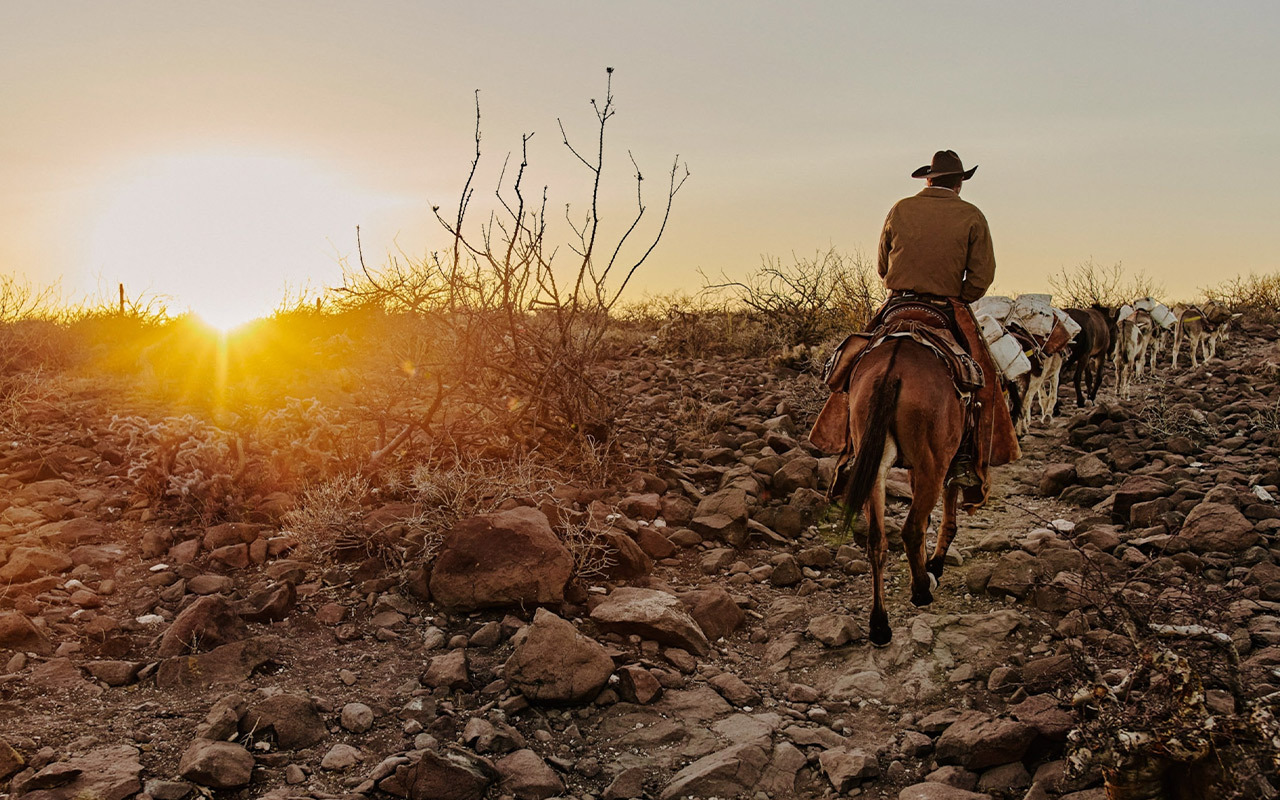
[0,547,72,583]
[402,749,496,800]
[430,507,573,611]
[659,742,770,800]
[504,609,613,704]
[0,612,53,654]
[1177,502,1258,552]
[239,693,327,750]
[590,587,710,655]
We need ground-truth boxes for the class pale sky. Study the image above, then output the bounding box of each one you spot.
[4,1,1278,323]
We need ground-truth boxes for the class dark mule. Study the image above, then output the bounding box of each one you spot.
[1059,306,1113,410]
[841,338,966,646]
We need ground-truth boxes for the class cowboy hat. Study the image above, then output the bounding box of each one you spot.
[911,150,978,180]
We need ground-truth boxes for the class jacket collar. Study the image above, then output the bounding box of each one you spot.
[918,187,960,198]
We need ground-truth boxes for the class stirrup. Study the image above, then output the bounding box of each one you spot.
[946,455,981,488]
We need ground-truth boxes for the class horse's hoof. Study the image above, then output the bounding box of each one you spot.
[910,589,934,608]
[926,558,945,580]
[869,625,892,648]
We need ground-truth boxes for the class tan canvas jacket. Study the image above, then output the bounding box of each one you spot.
[877,186,996,303]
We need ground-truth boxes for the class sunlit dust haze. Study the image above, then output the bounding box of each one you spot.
[4,1,1280,319]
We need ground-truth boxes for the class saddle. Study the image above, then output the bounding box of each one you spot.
[823,300,984,394]
[1180,305,1216,332]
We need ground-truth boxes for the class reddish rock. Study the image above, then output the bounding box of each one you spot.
[157,595,247,656]
[10,745,142,800]
[0,611,53,654]
[504,609,614,704]
[599,529,654,579]
[178,739,254,789]
[679,586,745,642]
[240,693,326,750]
[430,507,573,611]
[934,711,1034,770]
[0,547,73,583]
[203,523,263,551]
[1177,502,1258,552]
[495,749,565,800]
[155,636,280,689]
[238,582,297,623]
[633,527,676,559]
[616,665,663,704]
[210,543,250,569]
[590,587,710,655]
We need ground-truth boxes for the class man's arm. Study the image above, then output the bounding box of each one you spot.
[960,212,996,302]
[877,213,892,278]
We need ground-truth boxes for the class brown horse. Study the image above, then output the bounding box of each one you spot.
[841,337,966,646]
[1059,306,1113,410]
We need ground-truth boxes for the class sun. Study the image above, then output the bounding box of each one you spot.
[87,152,393,327]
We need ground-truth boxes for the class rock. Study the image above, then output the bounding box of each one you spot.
[604,766,646,800]
[1040,465,1074,499]
[340,702,375,733]
[155,636,280,689]
[807,614,864,647]
[0,611,53,653]
[769,554,802,586]
[633,526,676,559]
[1073,454,1112,487]
[0,547,72,583]
[599,529,654,580]
[1177,502,1258,552]
[157,595,247,657]
[9,745,142,800]
[430,507,574,610]
[899,783,993,799]
[320,743,362,771]
[238,582,297,623]
[178,740,254,789]
[84,660,144,686]
[203,523,262,550]
[495,749,565,800]
[1111,475,1173,523]
[422,649,470,690]
[0,739,24,780]
[240,693,326,750]
[708,672,760,707]
[934,711,1033,770]
[658,742,770,800]
[772,457,819,495]
[196,693,248,740]
[590,587,710,655]
[505,608,614,704]
[402,749,496,800]
[986,551,1036,599]
[819,747,880,791]
[679,586,745,642]
[616,665,663,704]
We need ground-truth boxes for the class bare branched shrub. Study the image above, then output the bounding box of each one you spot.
[335,69,687,465]
[1201,271,1280,320]
[1050,258,1162,309]
[705,248,885,349]
[1132,379,1221,442]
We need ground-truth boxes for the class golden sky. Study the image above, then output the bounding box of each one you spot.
[4,1,1278,323]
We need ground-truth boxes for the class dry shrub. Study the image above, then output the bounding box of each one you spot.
[1201,271,1280,320]
[705,248,885,351]
[1050,258,1162,309]
[282,473,373,557]
[1131,379,1221,443]
[109,414,248,522]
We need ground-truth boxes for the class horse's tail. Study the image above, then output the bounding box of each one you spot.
[842,355,902,529]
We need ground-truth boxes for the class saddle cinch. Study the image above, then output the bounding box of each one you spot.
[811,301,984,454]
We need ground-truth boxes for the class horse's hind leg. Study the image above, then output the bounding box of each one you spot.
[904,461,943,608]
[927,481,961,581]
[867,439,896,647]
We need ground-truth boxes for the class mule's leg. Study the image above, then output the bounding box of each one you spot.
[1172,323,1183,369]
[927,481,961,580]
[903,456,943,608]
[866,439,896,647]
[1073,358,1087,407]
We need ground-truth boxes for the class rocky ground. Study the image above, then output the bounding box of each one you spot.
[2,322,1279,800]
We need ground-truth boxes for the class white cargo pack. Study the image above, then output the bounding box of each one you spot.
[1010,295,1058,338]
[1054,308,1082,338]
[971,295,1014,322]
[989,333,1032,380]
[977,313,1006,345]
[1134,296,1176,329]
[1116,304,1135,323]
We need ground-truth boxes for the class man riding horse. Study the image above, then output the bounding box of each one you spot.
[813,149,1020,510]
